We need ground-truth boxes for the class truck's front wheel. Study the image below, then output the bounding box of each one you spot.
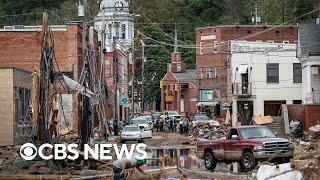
[204,151,217,170]
[240,152,256,170]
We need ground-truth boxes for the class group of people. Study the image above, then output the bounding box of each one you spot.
[154,117,191,134]
[104,118,125,139]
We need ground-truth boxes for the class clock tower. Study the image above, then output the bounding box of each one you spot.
[94,0,134,52]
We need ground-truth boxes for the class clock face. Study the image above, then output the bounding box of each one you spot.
[114,1,124,11]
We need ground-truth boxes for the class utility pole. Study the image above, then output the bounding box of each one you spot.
[131,42,135,119]
[281,0,285,23]
[252,3,260,25]
[140,39,145,112]
[254,3,258,25]
[99,2,107,137]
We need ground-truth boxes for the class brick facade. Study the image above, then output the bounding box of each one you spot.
[160,52,198,116]
[0,23,84,79]
[196,25,298,116]
[0,22,102,132]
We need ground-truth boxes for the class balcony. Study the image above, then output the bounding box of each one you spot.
[312,90,320,104]
[232,82,252,97]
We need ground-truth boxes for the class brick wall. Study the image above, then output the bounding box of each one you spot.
[0,22,83,79]
[196,25,298,116]
[288,104,320,130]
[304,105,320,129]
[287,104,305,129]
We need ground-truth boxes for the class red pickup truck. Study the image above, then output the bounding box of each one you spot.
[197,125,294,171]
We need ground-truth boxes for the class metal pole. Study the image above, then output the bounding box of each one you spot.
[141,43,145,112]
[131,43,135,119]
[255,3,258,25]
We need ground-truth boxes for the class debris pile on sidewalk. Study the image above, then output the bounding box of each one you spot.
[189,123,228,140]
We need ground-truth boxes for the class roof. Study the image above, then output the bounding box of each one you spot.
[172,69,197,83]
[196,24,297,30]
[298,24,320,56]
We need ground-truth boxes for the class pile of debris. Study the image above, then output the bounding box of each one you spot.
[190,123,228,140]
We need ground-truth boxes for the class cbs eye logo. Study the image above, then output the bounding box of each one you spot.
[20,143,37,160]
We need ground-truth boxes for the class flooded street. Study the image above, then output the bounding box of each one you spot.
[148,148,204,169]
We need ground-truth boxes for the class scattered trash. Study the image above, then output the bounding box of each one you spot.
[290,120,303,138]
[292,159,319,169]
[190,124,228,140]
[256,163,303,180]
[309,124,320,139]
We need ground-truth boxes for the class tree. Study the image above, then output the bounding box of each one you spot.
[294,0,316,23]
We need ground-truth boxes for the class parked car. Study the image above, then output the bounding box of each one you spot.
[140,115,154,130]
[193,115,219,127]
[131,117,152,130]
[160,111,179,120]
[197,125,294,171]
[152,112,162,120]
[193,113,207,117]
[120,125,152,143]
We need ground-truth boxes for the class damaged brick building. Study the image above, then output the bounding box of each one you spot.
[0,22,101,145]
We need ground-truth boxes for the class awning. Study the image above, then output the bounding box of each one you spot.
[63,75,98,104]
[239,64,249,74]
[196,102,218,106]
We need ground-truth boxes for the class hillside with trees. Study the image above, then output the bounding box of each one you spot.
[0,0,319,106]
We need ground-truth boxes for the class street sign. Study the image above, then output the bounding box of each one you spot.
[222,102,231,110]
[121,97,129,105]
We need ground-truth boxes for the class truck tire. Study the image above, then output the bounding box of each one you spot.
[240,152,256,170]
[204,151,217,170]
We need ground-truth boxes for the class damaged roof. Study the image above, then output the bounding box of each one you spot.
[298,24,320,57]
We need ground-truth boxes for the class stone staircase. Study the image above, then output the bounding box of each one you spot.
[264,117,287,137]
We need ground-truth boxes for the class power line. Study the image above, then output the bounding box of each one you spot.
[138,6,320,49]
[130,0,189,46]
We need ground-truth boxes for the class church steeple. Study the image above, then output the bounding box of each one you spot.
[94,0,134,52]
[174,23,178,53]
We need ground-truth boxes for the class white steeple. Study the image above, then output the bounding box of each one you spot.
[94,0,134,52]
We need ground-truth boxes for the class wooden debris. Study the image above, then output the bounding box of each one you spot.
[253,116,274,125]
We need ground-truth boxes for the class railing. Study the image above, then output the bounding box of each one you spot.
[232,82,252,96]
[312,90,320,104]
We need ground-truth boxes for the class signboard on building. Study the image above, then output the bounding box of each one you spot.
[199,89,220,102]
[201,35,216,41]
[222,98,231,110]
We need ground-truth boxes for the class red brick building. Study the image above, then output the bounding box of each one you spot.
[0,22,101,131]
[196,25,298,117]
[160,52,198,116]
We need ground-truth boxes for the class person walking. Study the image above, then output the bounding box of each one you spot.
[179,119,183,134]
[183,117,189,134]
[160,118,164,132]
[169,118,173,132]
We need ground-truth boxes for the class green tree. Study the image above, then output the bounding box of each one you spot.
[294,0,317,23]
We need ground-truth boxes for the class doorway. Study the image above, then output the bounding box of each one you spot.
[264,101,286,116]
[237,101,253,125]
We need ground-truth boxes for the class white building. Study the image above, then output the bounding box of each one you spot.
[94,0,134,52]
[94,0,134,121]
[230,41,302,126]
[297,24,320,104]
